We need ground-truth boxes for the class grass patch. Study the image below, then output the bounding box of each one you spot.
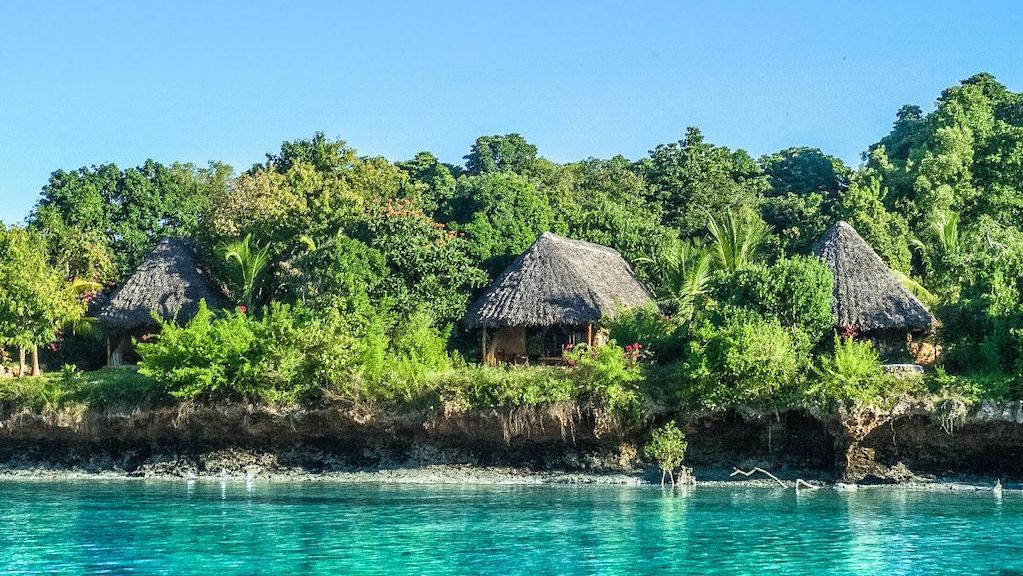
[0,367,164,412]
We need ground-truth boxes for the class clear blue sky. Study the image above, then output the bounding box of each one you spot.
[2,1,1022,224]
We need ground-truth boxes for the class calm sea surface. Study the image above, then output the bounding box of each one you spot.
[0,480,1020,575]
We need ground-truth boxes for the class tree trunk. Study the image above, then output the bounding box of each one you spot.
[31,345,41,376]
[17,347,26,377]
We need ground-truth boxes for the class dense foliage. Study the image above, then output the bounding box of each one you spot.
[3,73,1023,414]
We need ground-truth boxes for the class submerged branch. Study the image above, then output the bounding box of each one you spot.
[730,466,787,488]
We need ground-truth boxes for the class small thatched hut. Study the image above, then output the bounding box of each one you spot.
[98,238,228,365]
[465,232,654,365]
[812,221,935,360]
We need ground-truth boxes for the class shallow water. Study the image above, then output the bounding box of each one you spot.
[0,480,1020,575]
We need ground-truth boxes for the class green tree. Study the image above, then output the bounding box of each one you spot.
[760,147,850,254]
[397,151,456,216]
[636,239,712,322]
[0,226,86,375]
[464,133,539,176]
[220,234,274,311]
[445,172,555,274]
[559,156,677,266]
[641,127,768,236]
[30,160,230,277]
[834,175,913,272]
[712,256,835,349]
[707,209,771,272]
[645,421,688,486]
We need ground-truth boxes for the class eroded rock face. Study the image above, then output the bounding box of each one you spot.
[0,402,1021,481]
[834,400,1023,482]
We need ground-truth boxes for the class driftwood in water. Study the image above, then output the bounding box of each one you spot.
[731,466,787,488]
[731,467,819,490]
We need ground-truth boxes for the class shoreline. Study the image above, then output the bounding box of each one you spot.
[0,463,1016,493]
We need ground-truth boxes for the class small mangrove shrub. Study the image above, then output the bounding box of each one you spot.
[644,421,688,486]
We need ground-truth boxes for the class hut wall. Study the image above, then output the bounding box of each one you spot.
[490,327,527,364]
[865,330,916,363]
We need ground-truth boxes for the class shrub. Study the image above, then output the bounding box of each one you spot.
[683,312,800,407]
[137,301,258,401]
[807,335,918,409]
[644,421,688,486]
[359,310,452,404]
[711,256,834,349]
[436,365,573,410]
[605,305,685,362]
[137,299,454,406]
[565,342,645,434]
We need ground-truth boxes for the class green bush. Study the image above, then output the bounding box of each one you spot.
[925,366,1018,402]
[711,256,834,349]
[645,421,688,484]
[605,305,685,362]
[137,299,453,406]
[683,313,800,407]
[137,301,258,401]
[359,310,452,404]
[807,335,917,409]
[565,342,644,432]
[437,365,573,409]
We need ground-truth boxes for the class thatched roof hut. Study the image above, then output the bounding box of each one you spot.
[466,232,653,330]
[812,221,935,333]
[98,238,228,331]
[466,233,653,364]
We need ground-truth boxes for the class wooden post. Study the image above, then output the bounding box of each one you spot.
[481,328,489,366]
[106,336,112,367]
[586,323,593,346]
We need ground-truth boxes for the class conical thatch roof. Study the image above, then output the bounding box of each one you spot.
[465,232,654,329]
[812,221,935,332]
[98,238,228,330]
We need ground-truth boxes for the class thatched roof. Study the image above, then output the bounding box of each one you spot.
[465,232,654,329]
[812,221,935,333]
[98,238,228,330]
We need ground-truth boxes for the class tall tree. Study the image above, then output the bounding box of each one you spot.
[464,134,539,176]
[641,127,768,237]
[760,147,850,254]
[30,160,230,278]
[444,172,555,275]
[0,226,86,375]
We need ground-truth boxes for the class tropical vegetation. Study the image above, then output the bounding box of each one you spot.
[2,73,1022,428]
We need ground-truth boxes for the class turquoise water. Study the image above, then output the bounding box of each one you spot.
[1,481,1021,575]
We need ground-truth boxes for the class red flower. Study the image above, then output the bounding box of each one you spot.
[238,305,248,314]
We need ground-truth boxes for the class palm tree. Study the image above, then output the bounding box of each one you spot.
[909,209,963,302]
[637,239,713,321]
[911,209,961,261]
[706,209,770,271]
[220,234,273,311]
